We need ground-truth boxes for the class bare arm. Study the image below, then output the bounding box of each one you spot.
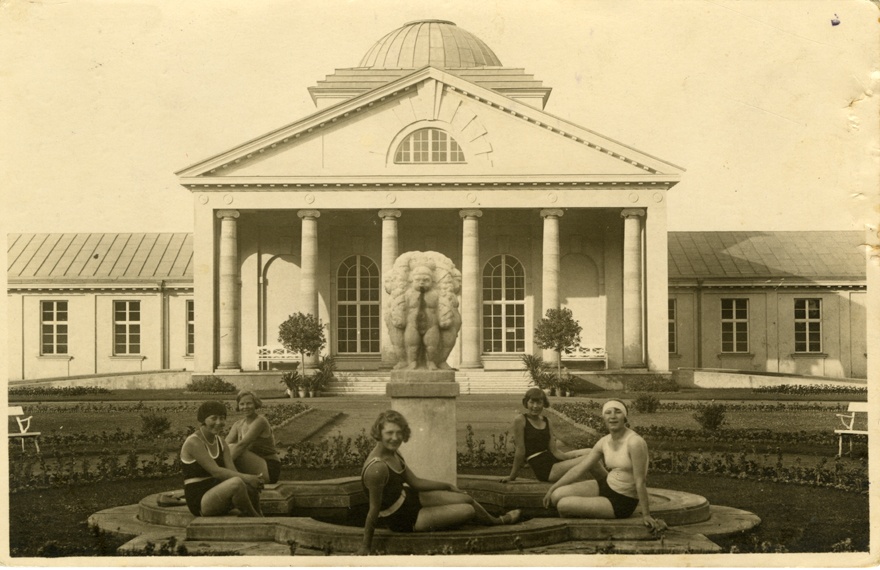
[628,434,666,533]
[184,437,262,489]
[546,418,569,461]
[359,462,388,555]
[501,415,527,482]
[226,416,270,460]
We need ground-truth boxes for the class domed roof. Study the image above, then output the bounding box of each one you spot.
[359,20,502,69]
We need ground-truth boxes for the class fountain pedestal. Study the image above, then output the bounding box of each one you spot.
[387,369,458,485]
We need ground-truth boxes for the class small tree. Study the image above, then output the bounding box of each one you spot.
[533,307,582,385]
[278,312,326,373]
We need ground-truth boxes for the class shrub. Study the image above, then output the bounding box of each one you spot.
[752,384,867,395]
[533,308,582,384]
[280,370,302,391]
[8,386,112,397]
[185,375,236,393]
[140,412,171,437]
[520,354,554,390]
[633,394,660,414]
[693,402,726,431]
[624,375,679,392]
[278,312,326,365]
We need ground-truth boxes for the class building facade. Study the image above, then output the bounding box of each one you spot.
[6,21,868,383]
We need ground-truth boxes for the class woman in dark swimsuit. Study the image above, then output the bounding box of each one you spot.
[501,387,592,483]
[359,410,521,555]
[180,400,263,517]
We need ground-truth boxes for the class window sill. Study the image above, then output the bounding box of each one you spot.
[182,355,194,359]
[39,355,73,360]
[717,352,754,358]
[110,355,146,360]
[790,352,828,359]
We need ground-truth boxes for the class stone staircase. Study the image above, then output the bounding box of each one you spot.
[326,370,532,395]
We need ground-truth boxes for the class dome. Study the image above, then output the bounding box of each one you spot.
[359,20,502,69]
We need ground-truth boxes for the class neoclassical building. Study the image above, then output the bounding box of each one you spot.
[177,19,683,376]
[7,21,868,385]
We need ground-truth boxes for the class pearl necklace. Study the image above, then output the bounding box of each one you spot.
[198,428,220,458]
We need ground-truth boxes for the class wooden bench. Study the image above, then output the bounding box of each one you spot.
[834,402,868,457]
[8,406,41,452]
[256,345,302,371]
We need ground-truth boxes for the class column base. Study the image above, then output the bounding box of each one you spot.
[215,366,242,373]
[457,361,483,369]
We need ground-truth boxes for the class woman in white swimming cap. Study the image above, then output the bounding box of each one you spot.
[541,399,667,533]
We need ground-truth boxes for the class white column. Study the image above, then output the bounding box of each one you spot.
[379,209,401,368]
[298,209,320,368]
[540,209,564,363]
[621,208,646,368]
[459,209,482,369]
[216,209,241,371]
[644,201,670,372]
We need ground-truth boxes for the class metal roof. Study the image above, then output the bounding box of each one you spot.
[668,231,866,282]
[7,233,192,282]
[7,231,866,285]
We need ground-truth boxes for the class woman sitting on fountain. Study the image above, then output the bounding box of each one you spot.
[225,390,282,484]
[542,399,667,533]
[180,400,264,517]
[359,410,521,555]
[501,387,592,483]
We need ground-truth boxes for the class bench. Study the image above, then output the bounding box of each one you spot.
[8,406,41,453]
[563,346,607,366]
[256,345,302,371]
[834,402,868,457]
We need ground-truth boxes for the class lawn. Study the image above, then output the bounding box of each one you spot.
[7,389,869,556]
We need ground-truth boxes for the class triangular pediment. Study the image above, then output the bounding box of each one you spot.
[177,68,683,185]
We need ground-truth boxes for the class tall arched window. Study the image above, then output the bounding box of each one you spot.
[482,255,525,353]
[337,255,380,354]
[394,128,465,163]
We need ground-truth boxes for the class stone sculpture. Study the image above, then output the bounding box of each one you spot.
[384,251,462,370]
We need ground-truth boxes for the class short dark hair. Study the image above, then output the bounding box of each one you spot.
[197,400,228,423]
[522,387,550,408]
[236,390,262,410]
[370,410,411,442]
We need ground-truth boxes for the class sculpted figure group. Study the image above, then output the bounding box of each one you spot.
[383,251,462,370]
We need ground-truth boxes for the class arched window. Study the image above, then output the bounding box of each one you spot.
[337,255,380,354]
[482,255,525,353]
[394,128,465,163]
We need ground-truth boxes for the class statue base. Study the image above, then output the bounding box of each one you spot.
[387,369,458,485]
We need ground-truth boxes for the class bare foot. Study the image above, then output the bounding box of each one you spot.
[499,509,522,525]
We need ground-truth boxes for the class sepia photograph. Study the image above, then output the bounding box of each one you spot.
[2,0,878,566]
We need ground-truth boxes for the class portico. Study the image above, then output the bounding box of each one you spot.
[178,20,682,380]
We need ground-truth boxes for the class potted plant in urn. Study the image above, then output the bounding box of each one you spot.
[309,355,337,398]
[533,307,582,395]
[280,370,301,398]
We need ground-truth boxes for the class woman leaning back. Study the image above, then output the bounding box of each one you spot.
[359,410,522,555]
[542,399,667,533]
[180,400,264,517]
[225,390,282,484]
[501,387,591,483]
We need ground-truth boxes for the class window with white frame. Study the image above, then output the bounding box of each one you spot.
[186,300,195,356]
[668,298,677,354]
[394,128,465,164]
[113,300,141,355]
[794,298,822,353]
[41,300,68,355]
[721,298,749,353]
[337,255,380,354]
[482,255,525,353]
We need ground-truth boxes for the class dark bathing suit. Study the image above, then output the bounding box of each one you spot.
[523,414,561,482]
[181,435,227,516]
[361,452,422,532]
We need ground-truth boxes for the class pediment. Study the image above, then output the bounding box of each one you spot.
[176,68,683,184]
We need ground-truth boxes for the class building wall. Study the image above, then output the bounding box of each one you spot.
[7,289,193,381]
[669,287,867,379]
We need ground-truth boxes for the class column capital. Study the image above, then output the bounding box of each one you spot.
[540,208,564,219]
[459,209,483,219]
[297,209,321,220]
[621,208,646,219]
[378,209,401,220]
[215,209,240,219]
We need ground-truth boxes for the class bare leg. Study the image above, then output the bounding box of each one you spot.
[413,504,475,531]
[419,490,518,526]
[548,480,600,508]
[548,452,599,483]
[556,495,616,519]
[200,478,261,517]
[233,449,269,479]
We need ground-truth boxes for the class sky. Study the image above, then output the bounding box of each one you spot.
[2,0,878,234]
